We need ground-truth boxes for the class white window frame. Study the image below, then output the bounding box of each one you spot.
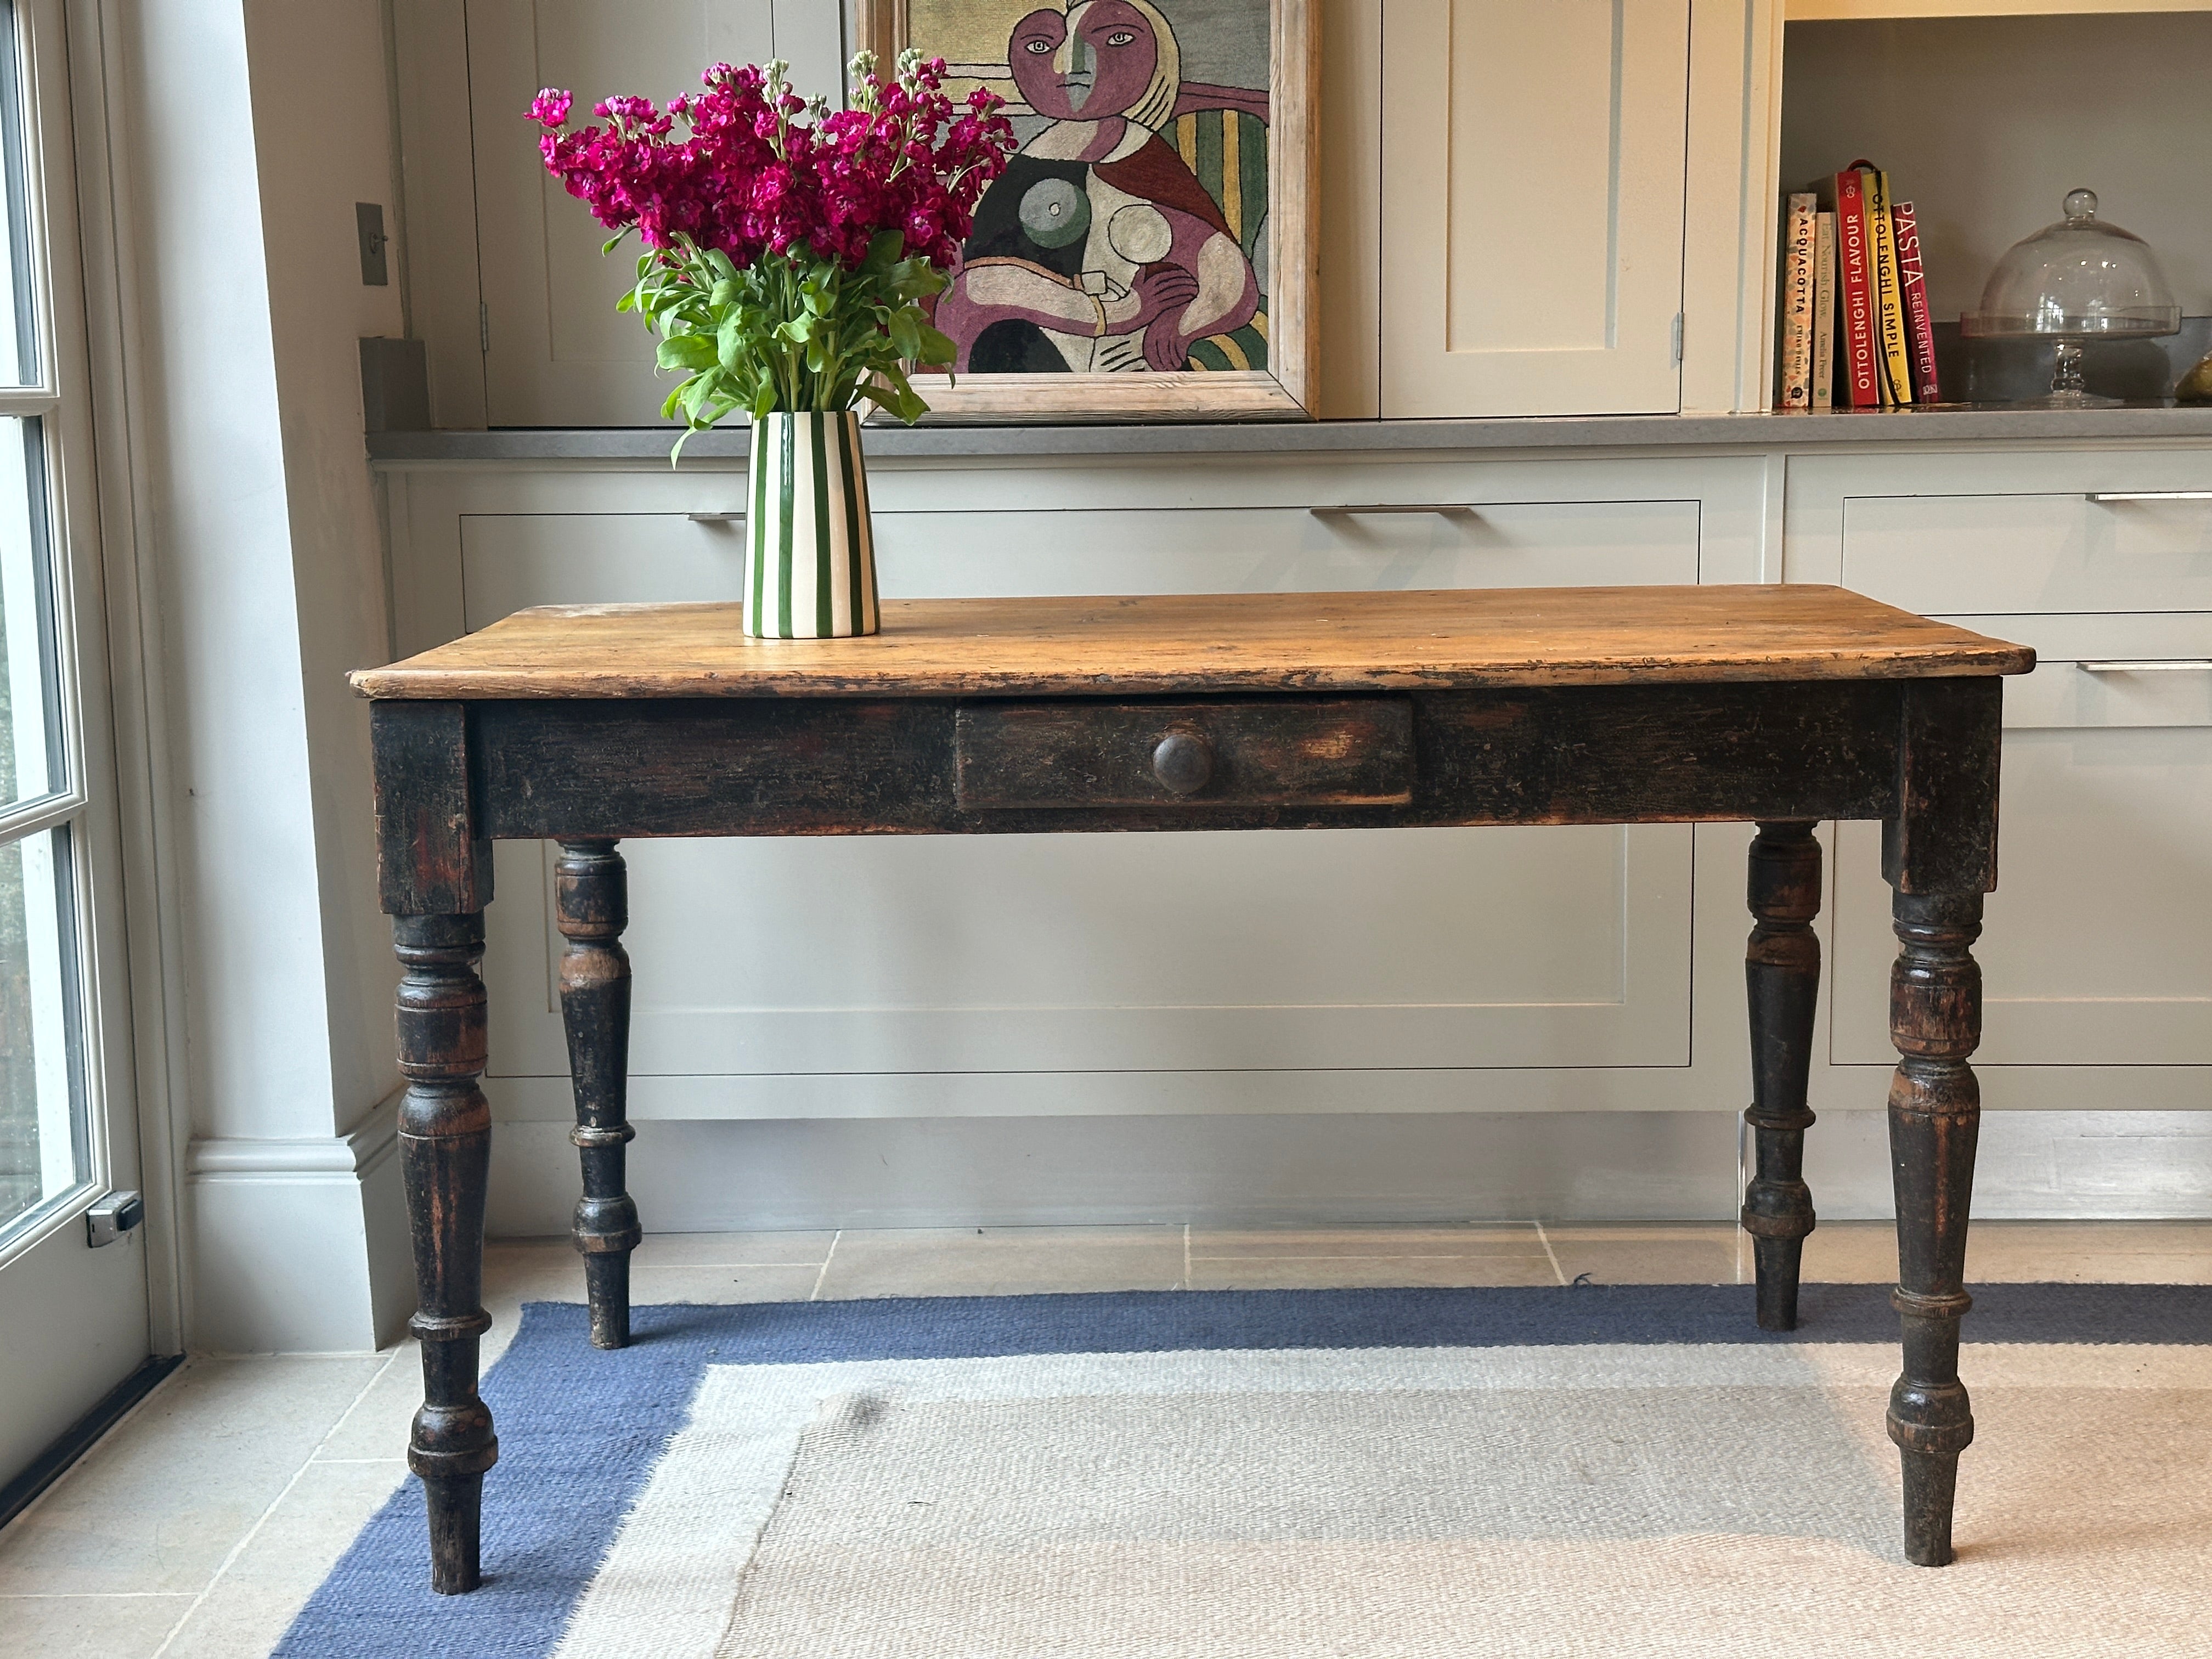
[0,0,178,1350]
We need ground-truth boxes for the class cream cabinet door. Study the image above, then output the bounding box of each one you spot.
[467,0,847,427]
[1830,616,2212,1070]
[1379,0,1691,417]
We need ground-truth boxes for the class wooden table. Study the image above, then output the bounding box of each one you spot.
[353,585,2034,1593]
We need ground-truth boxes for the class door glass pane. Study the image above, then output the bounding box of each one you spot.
[0,417,57,809]
[0,0,35,385]
[0,825,83,1236]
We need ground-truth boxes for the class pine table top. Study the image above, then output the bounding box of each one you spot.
[349,585,2035,701]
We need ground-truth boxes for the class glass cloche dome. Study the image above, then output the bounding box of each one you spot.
[1960,189,2180,407]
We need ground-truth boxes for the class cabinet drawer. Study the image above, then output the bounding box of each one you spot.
[1987,613,2212,730]
[1841,491,2212,616]
[957,699,1414,810]
[456,499,1701,629]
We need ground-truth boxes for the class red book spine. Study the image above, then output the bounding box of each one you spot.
[1892,200,1941,404]
[1834,170,1881,408]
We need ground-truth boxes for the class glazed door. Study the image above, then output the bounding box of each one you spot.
[0,0,153,1492]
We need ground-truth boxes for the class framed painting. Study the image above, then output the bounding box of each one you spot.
[859,0,1316,420]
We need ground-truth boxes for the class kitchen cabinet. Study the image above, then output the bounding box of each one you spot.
[384,453,1765,1125]
[1378,0,1694,417]
[1792,449,2212,1111]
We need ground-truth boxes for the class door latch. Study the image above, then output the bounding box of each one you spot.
[355,202,390,286]
[86,1191,145,1248]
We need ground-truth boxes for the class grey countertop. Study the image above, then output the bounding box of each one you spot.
[364,405,2212,464]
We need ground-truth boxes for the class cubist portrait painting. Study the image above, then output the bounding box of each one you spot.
[915,0,1274,379]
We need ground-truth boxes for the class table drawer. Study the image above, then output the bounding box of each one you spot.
[1841,490,2212,616]
[956,698,1415,810]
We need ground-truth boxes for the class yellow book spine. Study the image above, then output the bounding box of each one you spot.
[1864,169,1914,406]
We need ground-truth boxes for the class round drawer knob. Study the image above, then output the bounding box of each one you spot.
[1151,731,1214,796]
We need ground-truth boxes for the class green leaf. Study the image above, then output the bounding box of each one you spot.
[870,362,932,425]
[657,335,719,371]
[861,229,905,276]
[887,387,929,424]
[888,257,946,303]
[914,322,957,366]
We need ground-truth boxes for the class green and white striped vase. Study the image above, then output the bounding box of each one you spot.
[743,410,879,639]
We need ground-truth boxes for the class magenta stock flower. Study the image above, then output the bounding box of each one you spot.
[529,54,1013,273]
[533,52,1011,442]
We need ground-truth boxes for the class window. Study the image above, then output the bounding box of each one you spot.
[0,0,91,1246]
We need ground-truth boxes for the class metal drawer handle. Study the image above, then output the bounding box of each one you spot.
[2085,492,2212,503]
[1150,730,1214,795]
[686,511,744,522]
[1308,504,1477,517]
[2076,660,2212,674]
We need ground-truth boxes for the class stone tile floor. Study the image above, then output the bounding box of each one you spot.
[2,1218,2207,1657]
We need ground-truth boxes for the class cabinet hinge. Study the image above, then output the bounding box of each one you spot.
[479,301,490,355]
[1670,312,1684,367]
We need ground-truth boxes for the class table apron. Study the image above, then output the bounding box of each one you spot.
[440,682,1909,843]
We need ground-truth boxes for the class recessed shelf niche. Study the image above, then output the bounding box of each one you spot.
[1777,7,2212,400]
[1779,8,2212,321]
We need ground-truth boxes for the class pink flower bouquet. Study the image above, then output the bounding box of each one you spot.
[531,52,1015,456]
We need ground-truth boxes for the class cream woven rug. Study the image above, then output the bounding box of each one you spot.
[278,1287,2212,1658]
[633,1345,2206,1658]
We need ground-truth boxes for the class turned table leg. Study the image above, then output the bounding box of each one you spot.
[1742,821,1821,1331]
[1878,674,2002,1567]
[556,839,641,1350]
[1885,890,1983,1566]
[395,912,499,1594]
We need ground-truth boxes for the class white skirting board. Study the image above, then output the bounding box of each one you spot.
[1801,1109,2212,1222]
[482,1109,2212,1238]
[183,1092,416,1353]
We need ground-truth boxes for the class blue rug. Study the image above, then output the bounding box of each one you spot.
[275,1284,2212,1659]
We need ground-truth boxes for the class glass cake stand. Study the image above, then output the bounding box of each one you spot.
[1959,189,2180,407]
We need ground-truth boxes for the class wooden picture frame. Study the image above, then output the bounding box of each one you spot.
[859,0,1317,420]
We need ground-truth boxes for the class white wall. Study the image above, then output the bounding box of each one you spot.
[241,0,405,1130]
[95,0,406,1352]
